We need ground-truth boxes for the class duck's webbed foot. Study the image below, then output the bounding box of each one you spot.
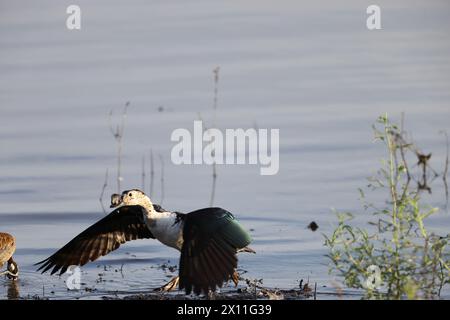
[232,270,240,287]
[154,276,179,292]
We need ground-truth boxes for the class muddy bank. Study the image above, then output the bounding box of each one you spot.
[104,288,313,301]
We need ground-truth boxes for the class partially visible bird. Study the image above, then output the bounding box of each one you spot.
[36,189,254,295]
[0,232,19,280]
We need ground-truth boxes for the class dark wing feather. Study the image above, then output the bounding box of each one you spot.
[179,207,252,295]
[36,205,154,275]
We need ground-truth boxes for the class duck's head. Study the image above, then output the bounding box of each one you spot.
[7,258,18,280]
[110,189,154,210]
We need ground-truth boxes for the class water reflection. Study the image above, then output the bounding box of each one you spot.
[414,152,439,195]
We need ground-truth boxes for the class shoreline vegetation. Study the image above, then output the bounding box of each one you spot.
[325,114,449,300]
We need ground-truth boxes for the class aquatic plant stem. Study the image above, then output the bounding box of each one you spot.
[108,102,129,193]
[385,114,402,299]
[209,67,220,206]
[149,149,155,198]
[99,168,109,214]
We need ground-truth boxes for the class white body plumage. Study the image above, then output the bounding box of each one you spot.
[144,210,184,251]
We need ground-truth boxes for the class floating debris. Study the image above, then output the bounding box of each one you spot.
[307,221,319,232]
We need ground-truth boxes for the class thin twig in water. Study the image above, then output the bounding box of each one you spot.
[212,66,220,125]
[210,163,217,207]
[108,102,130,193]
[141,154,146,192]
[314,282,317,300]
[399,113,411,200]
[441,130,449,210]
[120,263,125,279]
[159,154,165,206]
[438,261,444,297]
[99,169,109,215]
[149,149,154,198]
[209,67,220,206]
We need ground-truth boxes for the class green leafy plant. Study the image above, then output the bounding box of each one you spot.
[325,114,449,299]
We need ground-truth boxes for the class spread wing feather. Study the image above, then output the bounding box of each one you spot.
[179,208,252,295]
[36,205,154,275]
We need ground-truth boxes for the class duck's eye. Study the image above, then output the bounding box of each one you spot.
[128,193,132,197]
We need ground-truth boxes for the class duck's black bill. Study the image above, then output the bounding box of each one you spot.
[110,193,123,208]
